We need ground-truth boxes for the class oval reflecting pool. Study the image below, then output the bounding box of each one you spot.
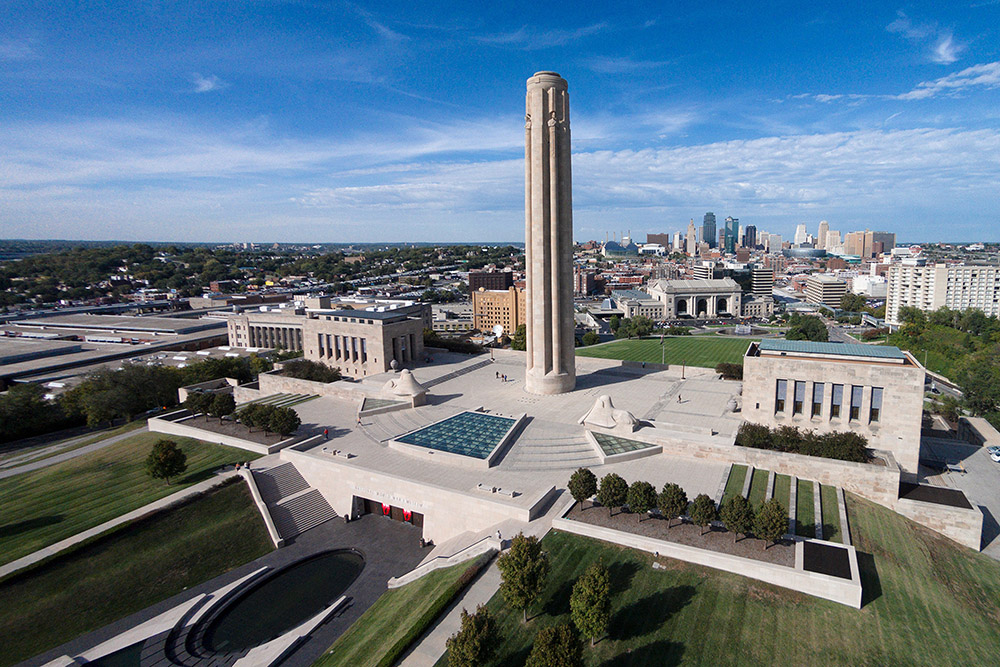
[202,549,365,653]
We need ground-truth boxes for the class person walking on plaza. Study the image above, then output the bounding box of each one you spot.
[324,428,329,440]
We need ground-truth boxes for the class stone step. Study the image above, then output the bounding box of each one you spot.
[270,489,338,538]
[251,462,309,503]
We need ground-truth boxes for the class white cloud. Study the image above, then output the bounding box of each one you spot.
[476,23,608,49]
[191,73,226,93]
[885,10,965,65]
[584,55,672,74]
[931,33,963,64]
[896,61,1000,100]
[886,11,934,40]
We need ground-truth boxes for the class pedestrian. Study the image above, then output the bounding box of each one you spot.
[235,462,241,471]
[357,416,362,426]
[677,394,682,404]
[496,371,500,379]
[324,428,329,440]
[497,529,502,541]
[245,460,251,469]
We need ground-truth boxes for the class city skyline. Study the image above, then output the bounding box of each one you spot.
[3,2,1000,243]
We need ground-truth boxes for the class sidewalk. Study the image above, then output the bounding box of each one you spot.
[0,456,280,580]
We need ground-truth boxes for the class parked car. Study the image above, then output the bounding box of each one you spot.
[987,446,1000,463]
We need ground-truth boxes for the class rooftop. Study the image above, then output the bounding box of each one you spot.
[756,339,907,362]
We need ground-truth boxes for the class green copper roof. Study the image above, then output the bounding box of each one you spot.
[758,339,905,360]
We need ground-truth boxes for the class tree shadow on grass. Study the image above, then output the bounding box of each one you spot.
[607,560,640,596]
[857,551,883,607]
[495,643,533,667]
[543,578,575,617]
[600,640,686,666]
[0,515,64,538]
[610,586,696,641]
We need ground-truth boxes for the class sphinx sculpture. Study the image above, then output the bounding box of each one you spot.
[578,395,639,433]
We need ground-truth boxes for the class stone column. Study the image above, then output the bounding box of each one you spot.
[524,71,575,395]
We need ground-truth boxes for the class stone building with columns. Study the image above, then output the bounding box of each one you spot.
[647,278,742,319]
[225,307,425,379]
[742,339,925,472]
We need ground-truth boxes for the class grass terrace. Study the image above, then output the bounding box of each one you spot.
[721,464,748,505]
[576,336,757,368]
[773,474,792,513]
[747,468,770,508]
[0,431,258,566]
[436,494,1000,665]
[821,485,843,543]
[796,479,816,538]
[0,481,272,667]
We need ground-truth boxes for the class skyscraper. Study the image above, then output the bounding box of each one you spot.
[794,224,808,246]
[702,212,717,249]
[744,225,757,250]
[524,71,574,395]
[686,219,698,256]
[817,220,829,250]
[724,216,738,254]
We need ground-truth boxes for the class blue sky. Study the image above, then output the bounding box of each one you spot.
[2,1,999,243]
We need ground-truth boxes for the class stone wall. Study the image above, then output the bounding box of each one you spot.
[894,496,983,551]
[148,415,293,455]
[255,371,371,403]
[281,447,554,546]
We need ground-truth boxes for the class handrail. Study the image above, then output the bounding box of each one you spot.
[240,468,284,548]
[387,535,499,588]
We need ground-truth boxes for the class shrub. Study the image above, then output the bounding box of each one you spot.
[657,483,688,530]
[719,495,755,543]
[626,480,657,522]
[596,473,627,517]
[526,623,582,667]
[280,359,341,383]
[446,605,499,667]
[581,331,600,346]
[689,494,717,535]
[735,423,870,463]
[568,468,597,507]
[267,406,301,436]
[715,362,743,380]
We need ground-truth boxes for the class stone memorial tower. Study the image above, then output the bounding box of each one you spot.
[524,71,575,394]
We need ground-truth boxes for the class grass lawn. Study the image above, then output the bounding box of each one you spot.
[772,474,791,513]
[0,420,147,468]
[0,480,272,667]
[821,485,842,544]
[437,494,1000,665]
[721,465,748,505]
[0,431,258,566]
[796,479,815,537]
[315,557,485,667]
[576,336,757,368]
[747,469,770,508]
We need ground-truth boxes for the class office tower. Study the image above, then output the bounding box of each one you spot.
[794,224,808,246]
[686,219,698,256]
[524,71,574,395]
[751,266,774,296]
[871,231,896,254]
[724,216,738,254]
[817,220,829,249]
[702,212,717,248]
[745,225,757,249]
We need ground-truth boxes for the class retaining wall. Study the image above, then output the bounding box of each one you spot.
[148,416,294,455]
[894,496,983,551]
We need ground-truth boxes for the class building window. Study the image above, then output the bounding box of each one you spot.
[850,385,863,421]
[812,383,824,417]
[831,384,843,418]
[775,379,787,413]
[870,387,883,423]
[793,381,805,415]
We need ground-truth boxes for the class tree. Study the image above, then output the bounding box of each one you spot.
[609,315,621,333]
[786,314,829,342]
[145,439,187,485]
[568,468,598,508]
[511,324,527,351]
[526,623,583,667]
[720,495,756,543]
[208,393,236,421]
[446,605,500,667]
[658,483,688,530]
[754,498,788,550]
[497,533,550,623]
[570,561,611,647]
[596,473,627,517]
[626,480,657,522]
[839,292,867,312]
[689,494,717,535]
[280,359,341,383]
[267,406,301,437]
[581,331,600,346]
[183,391,212,415]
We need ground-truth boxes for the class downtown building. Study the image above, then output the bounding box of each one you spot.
[886,262,1000,326]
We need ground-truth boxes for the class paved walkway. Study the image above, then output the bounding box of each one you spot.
[0,425,148,480]
[0,457,277,580]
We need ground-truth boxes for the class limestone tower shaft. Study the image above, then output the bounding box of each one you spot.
[524,71,575,395]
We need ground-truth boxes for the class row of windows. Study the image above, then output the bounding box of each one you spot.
[775,380,882,423]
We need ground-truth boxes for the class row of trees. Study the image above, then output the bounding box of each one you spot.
[569,468,789,549]
[279,359,342,383]
[735,423,871,463]
[182,392,301,436]
[610,315,655,339]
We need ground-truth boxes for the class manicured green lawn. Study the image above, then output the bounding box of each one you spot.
[772,474,791,513]
[0,480,272,667]
[821,485,842,543]
[437,494,1000,665]
[0,421,146,468]
[0,431,258,566]
[796,479,815,537]
[747,469,770,508]
[315,557,483,667]
[576,336,757,368]
[721,464,748,505]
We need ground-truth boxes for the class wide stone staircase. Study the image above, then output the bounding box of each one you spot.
[503,430,601,471]
[251,463,337,539]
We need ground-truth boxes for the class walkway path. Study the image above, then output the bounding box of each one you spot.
[0,425,148,480]
[0,454,280,580]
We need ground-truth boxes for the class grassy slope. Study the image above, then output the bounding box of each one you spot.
[576,336,757,368]
[747,469,770,508]
[772,474,791,513]
[438,494,1000,665]
[314,560,473,667]
[821,485,842,543]
[0,431,258,566]
[796,480,815,537]
[0,481,272,667]
[0,421,146,467]
[721,465,747,505]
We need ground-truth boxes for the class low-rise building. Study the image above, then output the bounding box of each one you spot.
[610,289,665,319]
[743,339,925,472]
[647,278,742,318]
[805,274,847,309]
